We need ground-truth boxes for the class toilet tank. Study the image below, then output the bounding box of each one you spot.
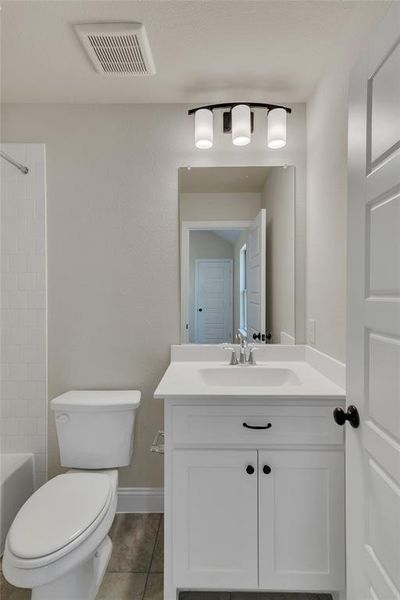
[51,391,141,469]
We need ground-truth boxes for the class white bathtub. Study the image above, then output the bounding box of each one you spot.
[0,453,34,555]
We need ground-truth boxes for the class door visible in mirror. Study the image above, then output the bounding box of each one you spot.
[179,166,295,345]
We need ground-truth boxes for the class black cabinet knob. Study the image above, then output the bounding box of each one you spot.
[246,465,255,475]
[333,405,360,429]
[263,465,272,475]
[198,308,203,312]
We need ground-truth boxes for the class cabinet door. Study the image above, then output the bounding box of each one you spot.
[173,450,258,589]
[259,450,345,591]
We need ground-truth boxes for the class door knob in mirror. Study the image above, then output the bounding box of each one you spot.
[333,405,360,428]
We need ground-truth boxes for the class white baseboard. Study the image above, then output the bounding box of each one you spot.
[117,487,164,513]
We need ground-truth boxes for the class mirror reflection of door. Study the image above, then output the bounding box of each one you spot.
[179,166,295,345]
[195,259,233,343]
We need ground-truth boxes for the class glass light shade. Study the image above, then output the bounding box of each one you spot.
[267,108,287,149]
[232,104,251,146]
[194,109,213,149]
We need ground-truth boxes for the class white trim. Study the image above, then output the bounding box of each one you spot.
[181,220,251,343]
[117,487,164,513]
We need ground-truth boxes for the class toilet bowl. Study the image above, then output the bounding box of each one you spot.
[3,470,117,599]
[2,390,141,600]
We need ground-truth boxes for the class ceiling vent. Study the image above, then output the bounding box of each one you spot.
[74,23,156,76]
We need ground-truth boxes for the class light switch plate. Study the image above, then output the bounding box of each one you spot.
[308,319,316,345]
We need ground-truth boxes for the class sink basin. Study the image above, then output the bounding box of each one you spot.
[199,366,301,387]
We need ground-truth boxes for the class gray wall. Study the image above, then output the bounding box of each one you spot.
[2,103,307,488]
[306,60,351,361]
[261,167,295,343]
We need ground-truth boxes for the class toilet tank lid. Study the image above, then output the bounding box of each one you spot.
[51,390,141,412]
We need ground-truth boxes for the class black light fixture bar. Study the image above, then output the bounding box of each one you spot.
[188,102,292,115]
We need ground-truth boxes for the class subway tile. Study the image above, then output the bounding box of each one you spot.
[28,435,46,453]
[7,291,27,309]
[34,471,47,489]
[8,254,28,273]
[18,417,38,436]
[33,453,47,472]
[1,272,18,290]
[8,363,28,381]
[27,363,45,381]
[27,291,46,309]
[1,254,10,272]
[17,272,37,290]
[28,398,46,417]
[1,417,19,436]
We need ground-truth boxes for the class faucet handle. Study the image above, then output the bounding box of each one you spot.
[248,345,258,365]
[222,345,239,365]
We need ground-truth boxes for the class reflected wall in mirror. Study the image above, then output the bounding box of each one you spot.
[179,166,295,345]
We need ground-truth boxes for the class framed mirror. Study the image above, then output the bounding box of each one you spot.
[179,166,295,345]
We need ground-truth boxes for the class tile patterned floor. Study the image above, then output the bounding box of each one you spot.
[1,514,332,600]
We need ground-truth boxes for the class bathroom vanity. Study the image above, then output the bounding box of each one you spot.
[155,345,346,600]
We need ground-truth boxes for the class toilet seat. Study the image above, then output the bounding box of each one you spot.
[7,472,113,569]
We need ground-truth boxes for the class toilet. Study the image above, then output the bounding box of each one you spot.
[2,390,141,600]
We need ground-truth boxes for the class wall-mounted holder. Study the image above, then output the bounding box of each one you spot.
[150,430,165,454]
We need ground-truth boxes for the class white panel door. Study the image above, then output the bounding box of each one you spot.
[347,5,400,599]
[172,450,258,589]
[195,259,233,343]
[258,450,345,592]
[247,209,266,342]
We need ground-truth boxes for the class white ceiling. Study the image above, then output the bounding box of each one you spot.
[180,166,271,193]
[213,230,242,245]
[0,0,389,104]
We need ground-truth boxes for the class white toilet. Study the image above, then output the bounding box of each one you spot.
[2,390,141,600]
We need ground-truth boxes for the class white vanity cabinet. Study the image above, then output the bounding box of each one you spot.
[164,399,345,598]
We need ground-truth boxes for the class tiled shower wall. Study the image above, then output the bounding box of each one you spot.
[1,143,47,487]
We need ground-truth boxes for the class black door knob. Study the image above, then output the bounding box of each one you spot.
[246,465,255,475]
[263,465,272,475]
[198,308,203,312]
[333,405,360,428]
[253,332,266,342]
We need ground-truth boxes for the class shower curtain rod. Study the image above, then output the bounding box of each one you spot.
[0,151,29,174]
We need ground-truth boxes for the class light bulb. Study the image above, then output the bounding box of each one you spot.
[232,104,251,146]
[194,109,213,149]
[267,108,287,149]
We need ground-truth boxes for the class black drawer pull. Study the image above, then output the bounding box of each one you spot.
[243,422,272,430]
[246,465,255,475]
[263,465,272,475]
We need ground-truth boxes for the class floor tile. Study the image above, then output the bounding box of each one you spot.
[108,513,162,573]
[0,573,30,600]
[150,516,164,573]
[144,573,164,600]
[97,572,147,600]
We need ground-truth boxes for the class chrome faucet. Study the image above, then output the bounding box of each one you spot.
[237,331,248,364]
[222,331,258,366]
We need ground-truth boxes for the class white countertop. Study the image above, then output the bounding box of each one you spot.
[154,345,346,400]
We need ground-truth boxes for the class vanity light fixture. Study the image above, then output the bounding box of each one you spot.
[189,102,291,149]
[232,104,251,146]
[194,108,213,149]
